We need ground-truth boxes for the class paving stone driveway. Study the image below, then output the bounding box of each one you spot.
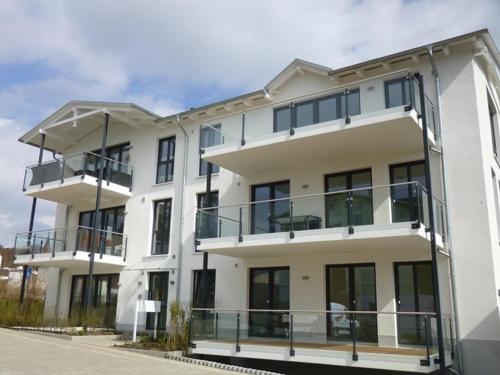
[0,328,232,375]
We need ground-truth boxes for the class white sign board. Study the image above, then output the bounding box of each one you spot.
[133,299,162,342]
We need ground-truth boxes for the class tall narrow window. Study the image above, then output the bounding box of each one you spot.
[196,191,219,241]
[192,270,216,308]
[199,125,221,175]
[390,161,426,223]
[156,136,176,183]
[152,199,172,255]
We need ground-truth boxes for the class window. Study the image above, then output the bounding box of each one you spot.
[324,169,373,228]
[78,206,125,254]
[273,89,360,132]
[199,125,221,175]
[146,272,169,330]
[389,161,426,223]
[152,199,172,255]
[385,76,412,108]
[192,270,216,308]
[69,273,119,328]
[251,181,290,234]
[156,136,175,183]
[196,191,219,241]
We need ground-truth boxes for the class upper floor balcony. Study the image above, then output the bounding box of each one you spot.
[13,225,127,273]
[23,151,133,206]
[200,73,438,176]
[195,182,445,257]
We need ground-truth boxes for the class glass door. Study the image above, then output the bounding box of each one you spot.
[249,267,290,338]
[147,272,169,330]
[251,181,290,234]
[395,262,435,345]
[325,169,372,228]
[390,161,426,223]
[326,264,377,342]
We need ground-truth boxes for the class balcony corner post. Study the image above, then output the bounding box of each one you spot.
[289,313,295,357]
[241,113,246,146]
[289,201,295,239]
[238,207,243,243]
[348,192,354,234]
[351,312,358,361]
[289,102,295,136]
[236,312,241,352]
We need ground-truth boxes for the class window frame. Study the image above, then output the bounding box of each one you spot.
[151,198,173,255]
[199,124,221,176]
[192,269,216,308]
[272,89,360,133]
[156,136,176,184]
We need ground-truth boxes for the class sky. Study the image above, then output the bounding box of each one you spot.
[0,0,499,247]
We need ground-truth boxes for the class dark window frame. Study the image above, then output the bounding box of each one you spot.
[383,75,419,109]
[146,271,169,330]
[196,191,219,245]
[273,89,361,133]
[192,269,216,308]
[151,198,173,255]
[324,168,373,228]
[250,180,290,234]
[156,136,176,184]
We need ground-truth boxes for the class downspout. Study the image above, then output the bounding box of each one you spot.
[175,114,188,302]
[427,46,463,373]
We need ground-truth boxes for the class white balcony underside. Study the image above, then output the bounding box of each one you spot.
[191,340,452,373]
[202,109,434,176]
[197,223,443,258]
[24,175,131,206]
[14,251,125,273]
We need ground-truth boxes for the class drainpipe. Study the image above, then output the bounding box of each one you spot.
[174,114,189,302]
[20,132,46,304]
[428,46,464,373]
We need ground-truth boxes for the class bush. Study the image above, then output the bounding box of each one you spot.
[0,283,45,327]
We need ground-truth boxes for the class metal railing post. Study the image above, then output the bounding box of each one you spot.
[215,312,219,340]
[348,191,354,234]
[405,74,413,112]
[351,313,358,361]
[52,230,56,257]
[106,159,111,186]
[289,313,295,356]
[236,312,241,352]
[344,89,351,124]
[241,113,246,146]
[31,234,36,259]
[238,207,243,243]
[188,312,196,348]
[218,218,222,238]
[289,102,295,136]
[129,167,134,192]
[123,236,128,262]
[449,316,455,360]
[420,314,431,366]
[60,158,65,184]
[412,183,421,229]
[289,200,295,239]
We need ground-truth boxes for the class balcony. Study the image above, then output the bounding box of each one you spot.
[201,74,438,176]
[13,226,127,272]
[195,182,445,257]
[189,308,454,373]
[23,152,133,205]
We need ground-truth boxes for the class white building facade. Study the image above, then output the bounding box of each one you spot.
[14,29,500,374]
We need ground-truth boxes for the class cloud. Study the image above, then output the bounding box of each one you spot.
[0,0,499,246]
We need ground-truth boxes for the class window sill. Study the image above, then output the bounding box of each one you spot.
[144,253,170,258]
[195,173,220,180]
[153,180,174,187]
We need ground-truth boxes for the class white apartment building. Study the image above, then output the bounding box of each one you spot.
[13,29,500,374]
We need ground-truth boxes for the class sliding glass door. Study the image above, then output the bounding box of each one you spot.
[395,262,435,345]
[326,264,377,342]
[146,272,169,330]
[325,169,373,228]
[251,181,290,234]
[249,267,290,338]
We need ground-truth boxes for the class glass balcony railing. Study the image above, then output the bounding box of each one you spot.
[190,308,453,366]
[195,182,445,242]
[23,152,134,191]
[200,73,437,154]
[14,226,127,261]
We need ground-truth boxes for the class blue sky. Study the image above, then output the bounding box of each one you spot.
[0,0,499,246]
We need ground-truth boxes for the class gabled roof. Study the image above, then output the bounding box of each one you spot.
[264,58,332,92]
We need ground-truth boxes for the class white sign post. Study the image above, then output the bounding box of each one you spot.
[132,298,162,342]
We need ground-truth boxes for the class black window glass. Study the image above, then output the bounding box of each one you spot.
[200,125,221,175]
[156,136,175,184]
[390,161,426,223]
[192,270,216,308]
[196,192,219,240]
[274,107,291,132]
[385,77,411,108]
[318,96,338,123]
[152,199,172,255]
[341,89,361,117]
[251,181,290,234]
[296,101,314,128]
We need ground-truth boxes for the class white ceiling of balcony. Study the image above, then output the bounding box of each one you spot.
[18,101,161,154]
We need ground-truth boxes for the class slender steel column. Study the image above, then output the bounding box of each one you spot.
[20,132,46,304]
[418,75,446,373]
[85,113,109,311]
[201,162,213,308]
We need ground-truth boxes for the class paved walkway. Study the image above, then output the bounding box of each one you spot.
[0,328,232,375]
